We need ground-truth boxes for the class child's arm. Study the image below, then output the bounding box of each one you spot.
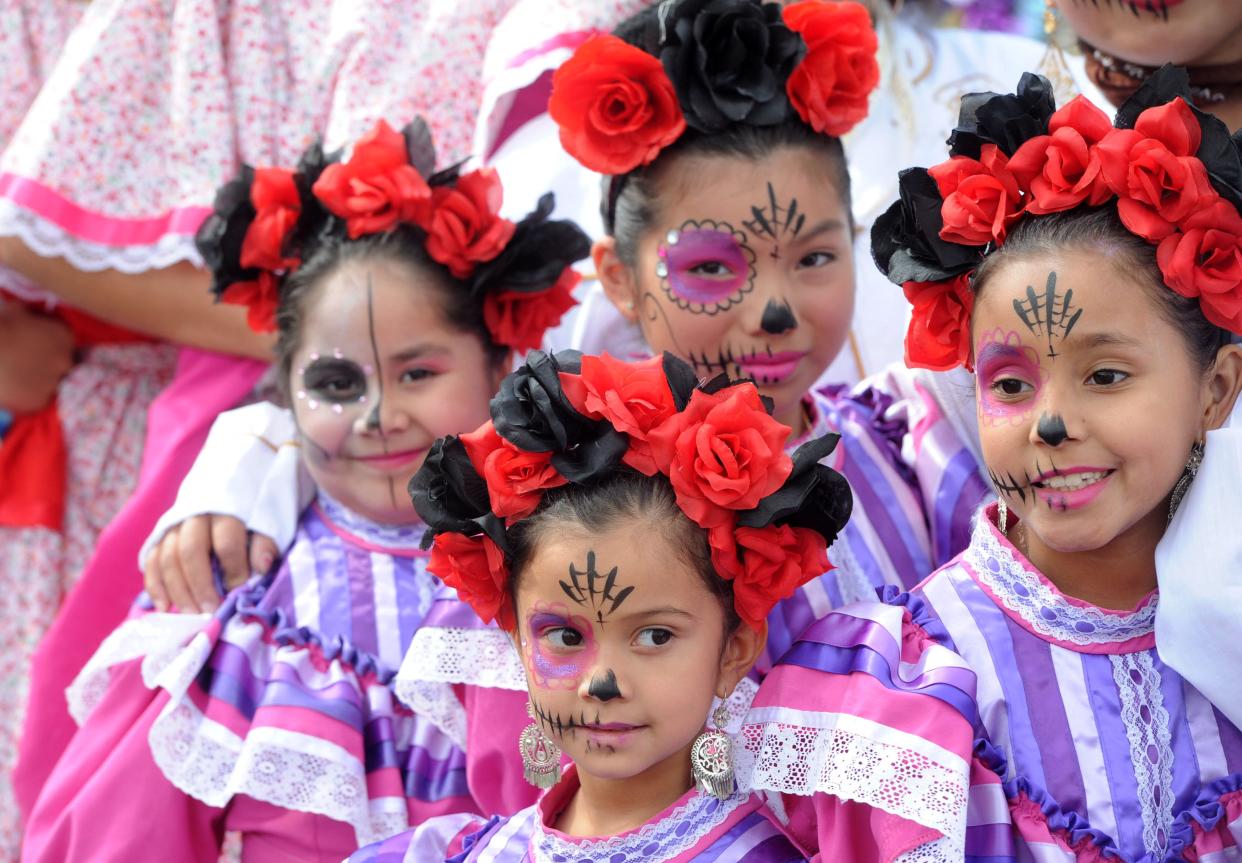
[139,401,311,612]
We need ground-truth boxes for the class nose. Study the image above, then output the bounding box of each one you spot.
[351,386,411,438]
[584,668,622,702]
[1035,413,1069,447]
[759,298,797,335]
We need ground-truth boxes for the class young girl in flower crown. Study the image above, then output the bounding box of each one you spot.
[22,119,590,862]
[741,66,1242,861]
[345,351,850,862]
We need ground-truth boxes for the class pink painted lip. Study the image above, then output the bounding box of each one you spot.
[1032,466,1113,483]
[584,722,642,732]
[737,350,807,383]
[353,448,427,471]
[1032,469,1114,511]
[583,724,645,748]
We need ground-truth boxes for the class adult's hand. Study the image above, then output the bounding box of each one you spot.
[0,304,74,414]
[142,514,280,613]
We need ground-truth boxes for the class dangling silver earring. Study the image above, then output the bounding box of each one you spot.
[520,700,562,789]
[690,702,735,800]
[1168,440,1205,522]
[997,497,1009,535]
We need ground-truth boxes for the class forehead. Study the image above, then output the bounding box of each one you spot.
[299,258,453,352]
[656,146,848,227]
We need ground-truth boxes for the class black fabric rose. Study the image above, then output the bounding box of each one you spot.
[403,116,437,179]
[737,433,852,546]
[289,141,338,253]
[948,72,1054,158]
[871,168,984,285]
[659,0,804,133]
[491,350,595,451]
[469,193,591,297]
[196,166,259,299]
[662,352,699,411]
[408,435,492,536]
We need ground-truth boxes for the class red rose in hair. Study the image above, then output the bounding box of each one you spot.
[428,531,513,628]
[548,34,686,175]
[930,145,1022,246]
[460,423,568,523]
[312,120,431,239]
[647,386,793,529]
[483,268,579,355]
[783,0,879,137]
[708,522,829,630]
[1008,96,1113,215]
[1097,99,1216,242]
[902,274,974,371]
[1157,198,1242,333]
[220,270,280,333]
[559,353,678,475]
[424,168,516,279]
[241,168,301,271]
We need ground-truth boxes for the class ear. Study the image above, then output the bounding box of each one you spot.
[592,236,641,324]
[1201,343,1242,432]
[715,619,767,700]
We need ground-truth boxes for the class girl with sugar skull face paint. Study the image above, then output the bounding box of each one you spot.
[23,120,592,861]
[746,68,1242,861]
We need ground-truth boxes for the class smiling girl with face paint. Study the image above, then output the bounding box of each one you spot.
[745,69,1242,861]
[345,352,850,862]
[22,120,591,862]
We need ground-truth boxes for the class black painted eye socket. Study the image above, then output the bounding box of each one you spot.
[303,358,367,402]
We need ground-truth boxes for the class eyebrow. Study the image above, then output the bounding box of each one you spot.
[1066,331,1146,350]
[389,344,451,363]
[613,605,697,621]
[795,219,848,242]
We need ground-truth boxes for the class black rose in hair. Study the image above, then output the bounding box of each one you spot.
[871,168,983,286]
[469,194,591,297]
[948,72,1054,159]
[409,436,492,535]
[196,166,259,298]
[662,352,699,411]
[659,0,805,134]
[737,433,852,546]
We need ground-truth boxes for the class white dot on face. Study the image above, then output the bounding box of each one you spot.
[296,390,306,400]
[332,403,343,415]
[359,395,367,404]
[308,399,319,410]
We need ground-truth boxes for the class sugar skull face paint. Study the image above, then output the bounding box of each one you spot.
[976,328,1045,427]
[656,220,756,315]
[525,601,599,690]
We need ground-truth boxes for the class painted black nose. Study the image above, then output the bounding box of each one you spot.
[588,670,621,701]
[1037,414,1069,447]
[760,299,796,334]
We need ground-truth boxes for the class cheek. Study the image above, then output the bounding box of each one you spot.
[293,399,364,461]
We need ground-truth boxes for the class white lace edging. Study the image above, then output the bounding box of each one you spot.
[533,787,745,863]
[65,612,210,725]
[0,200,204,273]
[968,521,1155,646]
[1112,652,1175,858]
[893,835,958,863]
[736,709,967,857]
[149,699,408,845]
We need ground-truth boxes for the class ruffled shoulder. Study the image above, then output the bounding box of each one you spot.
[812,382,915,487]
[346,813,497,862]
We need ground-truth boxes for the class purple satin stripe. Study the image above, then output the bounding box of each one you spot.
[345,544,380,658]
[1155,652,1201,815]
[393,556,426,648]
[199,647,260,719]
[840,451,928,589]
[1215,705,1242,775]
[764,588,817,668]
[315,528,353,644]
[402,741,470,802]
[935,447,987,566]
[837,519,886,596]
[695,812,803,862]
[1003,615,1087,816]
[795,612,978,695]
[1080,652,1144,858]
[262,560,295,616]
[783,641,978,725]
[348,827,424,863]
[423,597,494,629]
[364,714,401,771]
[260,677,364,727]
[964,855,1017,863]
[964,821,1017,858]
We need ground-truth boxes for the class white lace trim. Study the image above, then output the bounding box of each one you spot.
[1112,652,1175,858]
[736,709,967,857]
[893,836,958,863]
[831,530,879,606]
[149,699,409,845]
[967,521,1155,646]
[0,199,203,273]
[65,612,209,725]
[532,788,745,863]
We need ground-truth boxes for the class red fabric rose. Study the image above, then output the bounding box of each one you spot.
[559,353,678,475]
[548,34,686,175]
[241,168,301,271]
[1008,96,1113,215]
[482,268,580,355]
[459,423,568,523]
[646,385,793,529]
[424,168,516,279]
[1097,99,1215,242]
[783,0,879,137]
[902,274,974,371]
[312,120,431,239]
[708,522,829,631]
[1157,198,1242,333]
[930,145,1022,246]
[220,270,280,333]
[428,531,513,628]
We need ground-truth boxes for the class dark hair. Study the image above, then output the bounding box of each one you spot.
[971,204,1230,373]
[273,225,509,400]
[505,468,743,635]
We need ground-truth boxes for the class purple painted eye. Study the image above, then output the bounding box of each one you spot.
[658,228,753,308]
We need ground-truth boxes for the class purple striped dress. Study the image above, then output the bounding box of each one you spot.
[741,503,1242,862]
[345,767,806,862]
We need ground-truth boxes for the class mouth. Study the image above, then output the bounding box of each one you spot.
[581,722,645,747]
[736,350,807,383]
[352,448,426,471]
[1030,468,1115,509]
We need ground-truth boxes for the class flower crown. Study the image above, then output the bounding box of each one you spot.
[196,118,591,354]
[872,67,1242,372]
[547,0,880,178]
[409,350,853,632]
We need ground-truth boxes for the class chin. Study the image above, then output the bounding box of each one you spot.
[1025,516,1118,555]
